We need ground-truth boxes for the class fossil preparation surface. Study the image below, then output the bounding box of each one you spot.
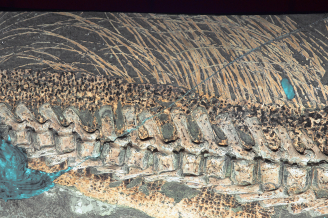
[0,70,328,217]
[2,12,328,218]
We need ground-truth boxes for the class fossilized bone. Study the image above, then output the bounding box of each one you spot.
[1,70,328,217]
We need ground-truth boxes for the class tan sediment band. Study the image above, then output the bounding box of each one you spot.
[2,70,328,216]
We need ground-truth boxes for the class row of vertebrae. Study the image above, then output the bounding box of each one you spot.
[4,101,328,163]
[2,102,328,213]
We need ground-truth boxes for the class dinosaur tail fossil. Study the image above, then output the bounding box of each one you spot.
[1,70,328,216]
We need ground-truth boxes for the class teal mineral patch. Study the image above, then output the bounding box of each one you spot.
[0,135,73,201]
[281,78,295,100]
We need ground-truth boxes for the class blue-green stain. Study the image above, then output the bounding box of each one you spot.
[281,78,295,100]
[0,135,72,201]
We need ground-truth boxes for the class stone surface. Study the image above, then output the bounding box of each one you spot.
[0,184,153,218]
[1,12,328,218]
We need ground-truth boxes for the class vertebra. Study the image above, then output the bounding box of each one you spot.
[2,69,328,216]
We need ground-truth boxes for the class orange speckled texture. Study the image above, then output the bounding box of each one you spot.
[28,158,274,218]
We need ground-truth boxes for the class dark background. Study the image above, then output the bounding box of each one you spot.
[0,0,327,15]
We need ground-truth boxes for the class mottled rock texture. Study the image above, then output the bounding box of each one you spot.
[0,184,153,218]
